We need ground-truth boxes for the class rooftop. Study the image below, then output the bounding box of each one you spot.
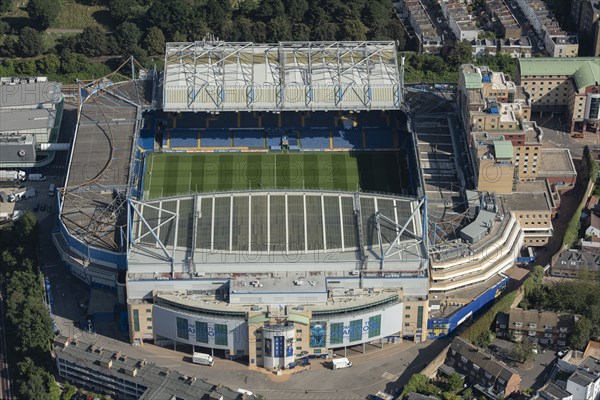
[53,336,245,400]
[508,307,575,330]
[0,79,61,108]
[518,58,600,90]
[502,192,551,212]
[163,41,401,112]
[0,108,54,133]
[538,148,577,177]
[493,140,514,159]
[448,337,520,381]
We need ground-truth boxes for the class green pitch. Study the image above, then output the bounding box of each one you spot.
[143,152,405,198]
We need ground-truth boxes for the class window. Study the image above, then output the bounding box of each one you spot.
[485,372,493,379]
[146,317,152,322]
[133,310,140,332]
[296,346,302,350]
[330,322,344,345]
[369,315,381,338]
[296,338,302,342]
[146,309,151,313]
[349,319,363,342]
[405,314,411,319]
[405,306,411,310]
[417,306,424,329]
[296,329,302,333]
[461,356,468,363]
[473,363,480,371]
[196,321,208,343]
[147,325,152,330]
[214,324,228,346]
[176,317,189,340]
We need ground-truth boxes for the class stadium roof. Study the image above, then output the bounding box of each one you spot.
[129,191,428,273]
[162,41,401,112]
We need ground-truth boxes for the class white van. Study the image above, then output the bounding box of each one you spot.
[332,357,352,369]
[48,184,55,197]
[192,352,214,366]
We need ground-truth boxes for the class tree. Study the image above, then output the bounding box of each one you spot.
[77,26,108,57]
[341,19,368,41]
[145,27,165,56]
[146,0,189,40]
[14,210,37,240]
[109,0,143,23]
[268,16,292,41]
[27,0,61,30]
[0,0,12,12]
[36,54,61,74]
[402,374,440,397]
[61,383,77,400]
[312,21,338,41]
[512,340,535,363]
[285,0,308,22]
[448,40,473,67]
[115,22,142,55]
[18,27,44,58]
[447,372,465,394]
[461,388,473,399]
[570,317,593,350]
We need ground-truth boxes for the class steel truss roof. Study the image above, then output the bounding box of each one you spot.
[163,41,401,112]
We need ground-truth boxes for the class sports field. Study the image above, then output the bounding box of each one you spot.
[143,152,406,198]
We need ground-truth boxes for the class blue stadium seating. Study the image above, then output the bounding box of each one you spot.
[333,129,362,149]
[201,129,231,147]
[169,129,198,148]
[266,135,281,148]
[233,129,264,148]
[365,128,394,149]
[300,128,330,149]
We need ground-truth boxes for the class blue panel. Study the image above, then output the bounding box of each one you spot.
[170,129,198,148]
[232,129,264,148]
[332,129,362,149]
[301,128,330,149]
[201,129,231,147]
[427,277,509,339]
[266,136,281,147]
[274,336,284,358]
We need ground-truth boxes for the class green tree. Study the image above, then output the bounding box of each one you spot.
[115,22,142,54]
[285,0,308,22]
[447,372,465,394]
[512,340,535,363]
[77,26,108,57]
[61,383,77,400]
[570,317,593,350]
[448,40,473,66]
[60,50,90,74]
[461,388,473,399]
[18,27,44,57]
[109,0,143,23]
[27,0,61,30]
[36,54,61,74]
[0,0,13,13]
[402,373,440,397]
[147,0,189,40]
[312,21,338,41]
[145,27,165,56]
[252,21,268,42]
[268,16,292,41]
[342,19,368,41]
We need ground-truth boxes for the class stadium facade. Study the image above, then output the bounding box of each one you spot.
[52,41,526,370]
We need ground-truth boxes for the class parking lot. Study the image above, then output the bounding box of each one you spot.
[490,338,558,390]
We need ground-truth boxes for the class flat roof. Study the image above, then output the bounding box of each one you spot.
[54,337,244,400]
[0,81,61,108]
[163,41,401,112]
[460,210,496,242]
[502,192,551,212]
[493,140,514,159]
[538,148,577,177]
[0,108,53,133]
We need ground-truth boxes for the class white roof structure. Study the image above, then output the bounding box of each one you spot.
[162,41,402,112]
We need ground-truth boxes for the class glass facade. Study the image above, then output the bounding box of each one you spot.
[368,315,381,338]
[133,310,140,332]
[176,317,189,340]
[330,322,344,345]
[214,324,228,346]
[195,321,208,343]
[349,319,362,342]
[417,306,424,329]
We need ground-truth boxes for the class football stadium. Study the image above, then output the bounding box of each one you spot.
[55,41,435,369]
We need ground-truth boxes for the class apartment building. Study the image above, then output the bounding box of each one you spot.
[499,308,575,347]
[552,249,600,278]
[516,58,600,134]
[503,191,554,246]
[53,336,245,400]
[396,0,443,53]
[442,338,521,399]
[440,0,478,41]
[515,0,580,57]
[486,0,521,39]
[571,0,600,56]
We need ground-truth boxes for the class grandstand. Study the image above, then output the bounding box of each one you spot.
[56,43,435,368]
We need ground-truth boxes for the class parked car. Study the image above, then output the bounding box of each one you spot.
[436,17,443,23]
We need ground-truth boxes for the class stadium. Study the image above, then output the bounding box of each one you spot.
[54,41,435,369]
